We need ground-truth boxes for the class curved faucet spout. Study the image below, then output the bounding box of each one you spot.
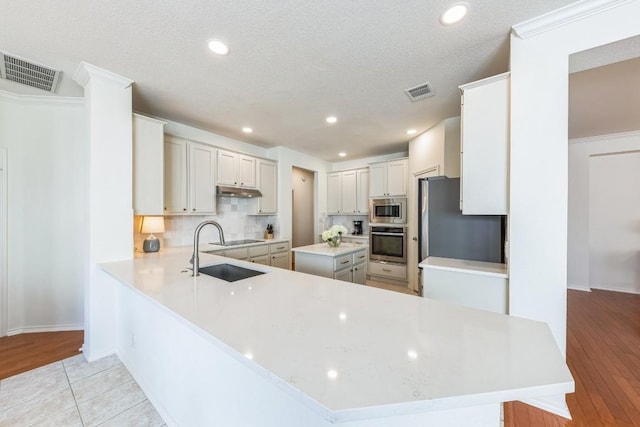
[192,220,225,277]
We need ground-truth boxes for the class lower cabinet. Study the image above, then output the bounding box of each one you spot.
[269,241,290,269]
[369,261,407,284]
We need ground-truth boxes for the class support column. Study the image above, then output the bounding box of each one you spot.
[73,62,134,361]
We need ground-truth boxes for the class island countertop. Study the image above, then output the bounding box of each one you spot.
[291,242,368,257]
[100,247,572,424]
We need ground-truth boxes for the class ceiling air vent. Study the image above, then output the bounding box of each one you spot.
[0,51,61,93]
[405,81,435,102]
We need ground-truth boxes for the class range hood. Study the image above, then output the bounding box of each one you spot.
[216,185,262,198]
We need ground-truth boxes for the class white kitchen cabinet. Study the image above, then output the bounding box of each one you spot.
[408,117,460,178]
[369,261,407,284]
[327,168,369,215]
[269,241,290,269]
[217,149,256,188]
[368,159,408,197]
[352,262,366,285]
[420,257,508,314]
[334,268,353,283]
[459,72,509,215]
[133,114,166,215]
[164,137,216,215]
[250,159,278,214]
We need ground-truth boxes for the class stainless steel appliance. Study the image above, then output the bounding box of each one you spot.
[370,198,406,224]
[369,226,407,264]
[418,177,504,263]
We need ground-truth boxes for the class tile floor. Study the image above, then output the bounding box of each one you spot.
[0,354,164,426]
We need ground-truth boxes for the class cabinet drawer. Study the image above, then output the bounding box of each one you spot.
[249,254,269,265]
[352,250,368,265]
[224,247,249,260]
[248,244,269,257]
[334,254,353,271]
[270,241,290,253]
[369,262,407,280]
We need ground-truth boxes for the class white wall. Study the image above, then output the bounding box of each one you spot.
[0,91,86,334]
[509,0,640,416]
[568,131,640,292]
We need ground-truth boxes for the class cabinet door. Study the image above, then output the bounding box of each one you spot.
[256,160,277,214]
[164,139,188,213]
[327,172,342,214]
[190,144,216,213]
[249,255,269,265]
[217,150,238,186]
[238,155,256,188]
[270,252,290,269]
[368,163,387,197]
[133,114,165,215]
[340,170,357,214]
[334,268,353,283]
[352,263,366,285]
[356,169,369,214]
[460,74,509,215]
[386,160,407,196]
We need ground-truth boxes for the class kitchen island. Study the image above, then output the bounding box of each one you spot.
[100,247,573,426]
[292,242,368,284]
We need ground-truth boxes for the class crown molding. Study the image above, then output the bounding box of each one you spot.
[511,0,633,39]
[568,129,640,144]
[0,89,83,105]
[73,62,133,88]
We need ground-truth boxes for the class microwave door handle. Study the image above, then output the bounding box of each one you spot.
[371,232,404,236]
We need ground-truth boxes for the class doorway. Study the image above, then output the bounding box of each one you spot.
[1,148,7,337]
[291,167,315,254]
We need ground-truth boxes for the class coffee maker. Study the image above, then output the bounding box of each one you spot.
[352,220,363,235]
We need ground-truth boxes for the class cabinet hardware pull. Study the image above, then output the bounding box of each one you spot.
[183,208,187,211]
[340,260,349,264]
[276,246,284,250]
[192,208,196,211]
[358,255,365,259]
[383,268,392,272]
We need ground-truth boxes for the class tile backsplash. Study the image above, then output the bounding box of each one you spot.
[134,197,278,252]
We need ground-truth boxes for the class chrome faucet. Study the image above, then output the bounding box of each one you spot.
[192,220,226,277]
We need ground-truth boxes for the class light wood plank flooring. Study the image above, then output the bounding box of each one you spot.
[505,289,640,426]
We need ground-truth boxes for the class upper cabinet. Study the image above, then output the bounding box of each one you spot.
[133,114,166,215]
[164,136,216,215]
[369,159,408,197]
[217,149,256,188]
[327,168,369,215]
[408,117,460,178]
[459,72,509,215]
[249,159,278,215]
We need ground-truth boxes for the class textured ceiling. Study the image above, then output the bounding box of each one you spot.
[0,0,580,161]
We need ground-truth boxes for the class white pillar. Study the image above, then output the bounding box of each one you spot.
[73,62,134,360]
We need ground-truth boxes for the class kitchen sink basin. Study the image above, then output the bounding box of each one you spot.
[199,263,266,282]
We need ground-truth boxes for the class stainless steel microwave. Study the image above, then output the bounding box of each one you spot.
[370,198,407,224]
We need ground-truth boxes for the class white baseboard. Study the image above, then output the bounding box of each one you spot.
[590,285,640,295]
[521,395,572,420]
[567,284,591,292]
[7,324,84,336]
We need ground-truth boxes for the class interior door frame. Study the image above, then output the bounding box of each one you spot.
[0,148,7,337]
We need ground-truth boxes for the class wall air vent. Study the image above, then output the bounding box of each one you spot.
[0,51,61,93]
[405,81,435,102]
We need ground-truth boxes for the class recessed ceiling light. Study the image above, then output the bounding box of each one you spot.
[326,116,338,124]
[208,40,230,55]
[338,152,346,157]
[407,129,417,135]
[242,127,253,133]
[440,2,468,25]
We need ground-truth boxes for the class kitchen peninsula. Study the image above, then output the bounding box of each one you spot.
[100,247,573,426]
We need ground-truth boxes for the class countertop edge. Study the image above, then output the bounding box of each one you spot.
[419,257,508,278]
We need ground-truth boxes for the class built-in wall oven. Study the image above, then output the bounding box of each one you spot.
[370,198,407,224]
[369,226,407,264]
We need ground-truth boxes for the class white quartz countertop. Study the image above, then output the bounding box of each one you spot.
[101,247,571,422]
[291,242,368,257]
[419,256,508,278]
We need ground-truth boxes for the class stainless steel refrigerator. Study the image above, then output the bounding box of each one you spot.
[418,177,505,264]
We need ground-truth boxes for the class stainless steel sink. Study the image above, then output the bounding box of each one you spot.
[198,263,266,282]
[217,239,264,247]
